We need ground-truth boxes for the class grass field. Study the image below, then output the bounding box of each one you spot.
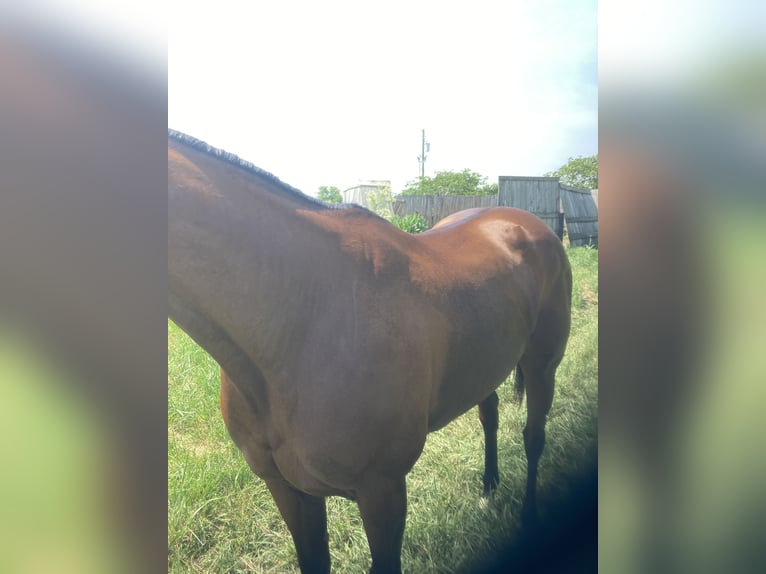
[168,245,598,573]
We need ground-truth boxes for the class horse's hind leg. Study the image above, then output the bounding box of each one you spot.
[517,353,560,527]
[478,391,500,496]
[265,478,330,574]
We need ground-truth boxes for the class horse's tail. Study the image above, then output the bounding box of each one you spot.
[513,364,525,404]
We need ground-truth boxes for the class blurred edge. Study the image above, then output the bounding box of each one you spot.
[600,1,766,573]
[0,3,167,573]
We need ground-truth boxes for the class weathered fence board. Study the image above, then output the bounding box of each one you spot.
[393,194,496,228]
[560,184,598,247]
[498,177,563,239]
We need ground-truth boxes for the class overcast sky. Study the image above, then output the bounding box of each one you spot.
[169,1,597,196]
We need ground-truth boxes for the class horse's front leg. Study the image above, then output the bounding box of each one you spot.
[356,475,407,574]
[265,478,330,574]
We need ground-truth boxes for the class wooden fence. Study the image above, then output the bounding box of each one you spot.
[349,177,597,246]
[560,184,599,247]
[498,177,564,239]
[392,194,497,228]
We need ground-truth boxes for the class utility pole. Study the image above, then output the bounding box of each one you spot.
[417,129,430,179]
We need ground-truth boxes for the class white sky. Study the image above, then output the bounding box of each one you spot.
[10,0,763,197]
[169,0,597,196]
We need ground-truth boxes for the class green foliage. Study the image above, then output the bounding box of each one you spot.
[390,213,428,234]
[481,181,499,195]
[368,183,394,219]
[317,186,343,203]
[545,155,598,190]
[400,169,497,196]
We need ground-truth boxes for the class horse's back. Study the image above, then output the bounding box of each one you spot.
[415,207,569,296]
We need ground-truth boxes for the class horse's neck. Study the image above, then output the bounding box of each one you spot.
[169,171,341,378]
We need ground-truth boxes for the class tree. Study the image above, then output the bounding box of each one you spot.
[317,186,343,203]
[545,155,598,190]
[367,183,394,219]
[400,169,497,196]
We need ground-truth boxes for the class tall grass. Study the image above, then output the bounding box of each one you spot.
[168,246,597,573]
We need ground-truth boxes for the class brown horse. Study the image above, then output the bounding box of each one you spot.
[168,130,572,574]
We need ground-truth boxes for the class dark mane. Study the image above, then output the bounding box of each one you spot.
[168,129,353,211]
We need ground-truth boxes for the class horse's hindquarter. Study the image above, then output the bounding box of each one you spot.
[413,207,569,431]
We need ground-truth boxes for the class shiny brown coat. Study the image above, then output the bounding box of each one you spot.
[168,130,572,574]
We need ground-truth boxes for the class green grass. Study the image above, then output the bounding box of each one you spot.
[168,246,598,573]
